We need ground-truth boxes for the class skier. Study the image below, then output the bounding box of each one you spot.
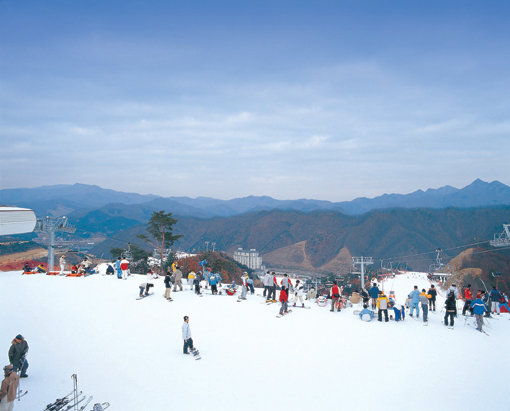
[419,289,431,324]
[263,271,271,298]
[330,281,341,312]
[489,286,501,315]
[409,286,421,318]
[359,304,374,321]
[59,254,66,274]
[470,296,488,332]
[138,283,154,298]
[279,287,289,316]
[239,273,248,300]
[173,265,183,292]
[377,291,389,322]
[0,364,19,411]
[182,316,197,355]
[164,272,173,301]
[427,284,437,311]
[462,284,473,316]
[369,283,380,310]
[444,291,457,328]
[8,335,28,378]
[293,280,305,307]
[115,257,122,279]
[120,259,129,280]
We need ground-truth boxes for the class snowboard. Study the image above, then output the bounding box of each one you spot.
[276,309,293,318]
[191,349,201,360]
[291,305,310,309]
[136,292,154,300]
[92,403,110,411]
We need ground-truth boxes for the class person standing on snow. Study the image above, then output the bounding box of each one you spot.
[208,272,222,295]
[369,283,380,310]
[8,335,28,378]
[247,277,255,294]
[409,286,421,318]
[115,257,121,279]
[470,296,488,332]
[263,271,271,298]
[193,274,202,296]
[377,291,389,322]
[239,272,248,300]
[173,266,183,292]
[182,316,196,354]
[0,364,19,411]
[444,291,457,328]
[462,284,473,316]
[489,286,501,315]
[446,284,459,299]
[419,289,431,324]
[279,287,289,316]
[59,255,66,274]
[266,272,277,303]
[293,280,305,307]
[281,273,292,294]
[330,281,341,312]
[164,272,173,301]
[427,285,437,311]
[120,259,129,280]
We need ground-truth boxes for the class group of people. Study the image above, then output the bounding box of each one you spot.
[0,335,29,411]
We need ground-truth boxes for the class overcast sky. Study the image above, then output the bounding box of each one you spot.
[1,1,509,201]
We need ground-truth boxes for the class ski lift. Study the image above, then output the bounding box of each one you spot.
[428,248,454,275]
[490,224,510,247]
[121,243,133,260]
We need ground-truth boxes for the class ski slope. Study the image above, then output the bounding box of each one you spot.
[1,270,509,411]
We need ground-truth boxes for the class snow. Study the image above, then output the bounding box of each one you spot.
[1,270,509,411]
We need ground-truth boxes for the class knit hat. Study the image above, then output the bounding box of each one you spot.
[15,334,23,340]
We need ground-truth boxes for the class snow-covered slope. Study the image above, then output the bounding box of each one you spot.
[1,271,509,411]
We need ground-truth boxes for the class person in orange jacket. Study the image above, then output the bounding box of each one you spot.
[462,284,473,316]
[330,281,341,312]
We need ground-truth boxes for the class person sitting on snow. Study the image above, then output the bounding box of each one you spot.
[138,283,154,297]
[359,304,374,321]
[106,264,115,275]
[23,262,31,273]
[392,305,406,322]
[36,264,46,273]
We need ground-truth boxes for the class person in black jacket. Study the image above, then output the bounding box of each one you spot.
[164,272,173,301]
[444,291,457,328]
[427,285,437,311]
[8,335,28,377]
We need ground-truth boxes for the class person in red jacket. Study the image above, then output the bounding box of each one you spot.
[279,288,289,316]
[330,281,341,312]
[462,284,473,316]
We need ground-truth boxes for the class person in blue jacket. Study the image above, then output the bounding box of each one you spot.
[409,286,421,318]
[115,257,122,279]
[369,283,380,310]
[208,272,222,295]
[359,304,374,321]
[470,296,488,332]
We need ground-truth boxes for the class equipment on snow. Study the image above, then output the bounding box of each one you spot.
[276,309,293,318]
[136,292,153,300]
[92,402,111,411]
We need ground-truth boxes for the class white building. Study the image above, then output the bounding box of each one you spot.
[233,248,263,270]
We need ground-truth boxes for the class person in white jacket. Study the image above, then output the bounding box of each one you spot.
[293,280,305,307]
[182,316,195,354]
[59,255,66,274]
[263,271,271,298]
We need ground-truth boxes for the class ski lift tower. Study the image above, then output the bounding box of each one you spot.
[352,256,373,290]
[490,224,510,247]
[35,216,76,271]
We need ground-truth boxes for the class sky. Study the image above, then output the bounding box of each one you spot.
[1,0,510,201]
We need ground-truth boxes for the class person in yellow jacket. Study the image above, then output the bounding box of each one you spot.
[377,291,389,322]
[187,271,196,290]
[419,289,432,324]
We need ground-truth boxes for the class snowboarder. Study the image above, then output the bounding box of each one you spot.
[427,285,437,311]
[8,335,28,378]
[138,283,154,298]
[23,263,30,273]
[59,254,66,274]
[444,291,457,328]
[182,316,196,355]
[409,286,421,318]
[280,273,292,294]
[392,305,406,322]
[359,304,374,321]
[470,296,488,332]
[263,271,271,298]
[462,284,473,316]
[0,364,19,411]
[36,264,46,273]
[247,277,255,294]
[419,289,431,324]
[293,280,305,307]
[266,272,277,303]
[369,283,380,310]
[240,273,248,300]
[360,288,370,307]
[279,287,289,316]
[330,281,341,312]
[173,266,183,292]
[120,259,129,280]
[377,291,389,322]
[187,271,196,289]
[115,257,122,279]
[164,272,173,301]
[193,275,202,295]
[489,286,501,315]
[208,272,221,295]
[105,264,115,275]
